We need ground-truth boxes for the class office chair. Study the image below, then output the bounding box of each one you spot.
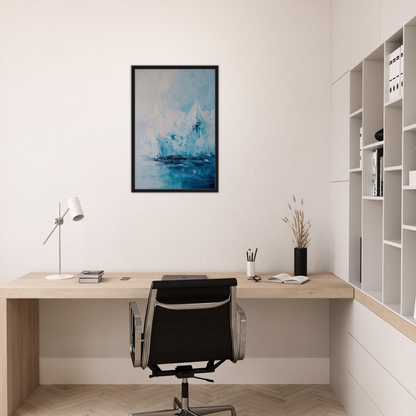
[129,278,246,416]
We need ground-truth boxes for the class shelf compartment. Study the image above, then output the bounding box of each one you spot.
[384,106,403,168]
[384,239,402,248]
[350,63,363,114]
[384,303,401,314]
[384,170,402,242]
[402,230,416,316]
[350,117,363,170]
[365,290,383,303]
[402,131,416,186]
[362,199,383,293]
[349,171,362,287]
[363,58,384,147]
[362,146,384,198]
[383,244,401,307]
[403,182,416,228]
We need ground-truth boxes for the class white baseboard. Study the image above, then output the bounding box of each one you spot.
[40,357,329,384]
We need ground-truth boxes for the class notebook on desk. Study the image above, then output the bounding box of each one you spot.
[162,275,207,281]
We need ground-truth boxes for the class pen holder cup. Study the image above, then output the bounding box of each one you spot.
[247,261,255,277]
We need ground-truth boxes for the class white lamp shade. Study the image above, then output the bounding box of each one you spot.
[67,197,84,221]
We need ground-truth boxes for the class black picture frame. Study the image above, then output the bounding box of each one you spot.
[131,65,218,192]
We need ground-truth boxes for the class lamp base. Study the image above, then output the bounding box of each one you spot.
[46,274,74,280]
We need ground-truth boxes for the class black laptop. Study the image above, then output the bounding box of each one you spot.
[162,275,207,281]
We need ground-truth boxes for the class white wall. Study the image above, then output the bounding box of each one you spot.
[0,0,332,381]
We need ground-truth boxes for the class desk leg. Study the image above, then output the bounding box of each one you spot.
[0,299,39,416]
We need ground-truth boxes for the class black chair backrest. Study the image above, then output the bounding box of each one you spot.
[146,278,237,366]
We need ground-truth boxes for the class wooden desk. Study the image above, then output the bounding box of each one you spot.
[0,272,352,416]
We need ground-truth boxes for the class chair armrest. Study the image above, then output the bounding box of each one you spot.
[236,303,246,360]
[129,302,142,368]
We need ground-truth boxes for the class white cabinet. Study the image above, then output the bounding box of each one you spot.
[349,0,381,68]
[381,0,416,41]
[331,0,350,83]
[331,73,350,181]
[330,182,349,281]
[330,299,416,416]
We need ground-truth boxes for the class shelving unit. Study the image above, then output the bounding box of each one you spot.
[348,19,416,327]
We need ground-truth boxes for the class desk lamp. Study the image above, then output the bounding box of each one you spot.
[43,197,84,280]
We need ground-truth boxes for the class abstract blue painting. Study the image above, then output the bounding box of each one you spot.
[131,66,218,192]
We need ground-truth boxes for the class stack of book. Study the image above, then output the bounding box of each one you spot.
[78,270,104,283]
[372,148,383,196]
[409,171,416,187]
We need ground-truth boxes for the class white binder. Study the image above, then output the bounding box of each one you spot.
[390,47,401,100]
[389,51,394,100]
[400,44,404,97]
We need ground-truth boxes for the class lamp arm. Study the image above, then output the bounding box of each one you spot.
[43,208,70,245]
[61,208,70,219]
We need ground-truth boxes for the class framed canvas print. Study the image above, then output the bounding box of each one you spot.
[131,66,218,192]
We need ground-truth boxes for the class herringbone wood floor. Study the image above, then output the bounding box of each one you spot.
[15,384,349,416]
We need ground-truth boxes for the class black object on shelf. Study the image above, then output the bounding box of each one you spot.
[375,128,383,141]
[294,248,307,276]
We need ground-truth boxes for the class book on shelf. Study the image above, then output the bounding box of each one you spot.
[380,151,383,196]
[372,150,377,196]
[372,148,383,196]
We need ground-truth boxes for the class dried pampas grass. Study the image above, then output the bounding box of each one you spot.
[282,195,312,248]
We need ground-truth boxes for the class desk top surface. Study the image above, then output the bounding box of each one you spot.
[0,272,353,299]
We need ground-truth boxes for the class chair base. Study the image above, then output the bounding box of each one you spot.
[129,396,236,416]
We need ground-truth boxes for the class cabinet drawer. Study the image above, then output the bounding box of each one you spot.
[348,333,416,416]
[344,371,383,416]
[351,300,416,397]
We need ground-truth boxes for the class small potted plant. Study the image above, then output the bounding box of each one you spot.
[282,196,311,276]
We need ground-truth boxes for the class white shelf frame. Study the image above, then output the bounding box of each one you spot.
[346,22,416,327]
